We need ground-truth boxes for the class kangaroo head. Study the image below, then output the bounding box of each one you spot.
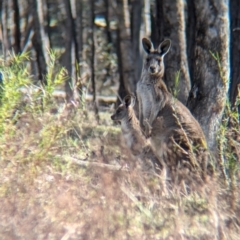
[111,95,136,121]
[142,38,171,76]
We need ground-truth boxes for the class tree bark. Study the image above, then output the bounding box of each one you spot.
[103,0,113,88]
[150,0,163,50]
[154,0,191,105]
[31,0,50,83]
[187,0,230,150]
[131,0,143,82]
[230,0,240,108]
[116,28,127,103]
[104,0,112,44]
[116,0,137,94]
[12,0,21,53]
[75,0,83,65]
[62,0,80,100]
[90,0,99,121]
[46,0,53,49]
[1,0,10,58]
[143,0,151,38]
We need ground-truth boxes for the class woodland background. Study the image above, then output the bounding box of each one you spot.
[1,0,240,148]
[0,1,240,239]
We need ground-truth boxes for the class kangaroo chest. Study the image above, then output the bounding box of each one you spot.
[121,119,145,154]
[137,82,156,120]
[137,81,162,125]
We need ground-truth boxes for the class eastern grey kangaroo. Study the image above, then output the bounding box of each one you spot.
[137,38,171,134]
[137,38,212,182]
[111,94,164,171]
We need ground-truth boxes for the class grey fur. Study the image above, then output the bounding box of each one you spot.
[137,38,212,184]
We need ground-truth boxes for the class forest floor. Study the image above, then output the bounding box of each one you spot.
[0,100,239,240]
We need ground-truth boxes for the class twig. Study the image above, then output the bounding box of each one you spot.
[120,185,152,218]
[61,155,128,171]
[171,101,199,169]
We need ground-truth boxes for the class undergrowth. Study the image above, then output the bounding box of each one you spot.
[0,53,239,240]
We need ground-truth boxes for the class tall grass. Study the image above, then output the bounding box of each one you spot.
[0,53,239,240]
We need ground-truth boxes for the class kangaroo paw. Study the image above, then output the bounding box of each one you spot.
[143,119,152,138]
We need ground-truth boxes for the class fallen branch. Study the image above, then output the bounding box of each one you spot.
[19,87,117,104]
[61,155,128,171]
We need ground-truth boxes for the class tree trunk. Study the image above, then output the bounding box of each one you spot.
[76,0,83,58]
[64,0,79,100]
[12,0,21,53]
[46,0,53,49]
[90,0,99,121]
[131,0,142,82]
[103,0,113,87]
[187,0,230,150]
[21,3,34,53]
[1,0,10,58]
[31,0,50,83]
[62,0,73,97]
[104,0,112,44]
[62,0,80,100]
[143,0,151,38]
[116,28,127,104]
[230,0,240,108]
[150,0,163,50]
[116,0,136,94]
[154,0,191,105]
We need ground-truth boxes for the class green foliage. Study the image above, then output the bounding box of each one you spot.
[210,51,228,85]
[42,49,68,108]
[0,52,32,135]
[0,51,71,162]
[217,100,240,186]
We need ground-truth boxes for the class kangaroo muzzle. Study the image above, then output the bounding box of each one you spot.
[149,66,156,74]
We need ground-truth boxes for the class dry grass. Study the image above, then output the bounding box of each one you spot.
[0,54,239,240]
[0,101,239,240]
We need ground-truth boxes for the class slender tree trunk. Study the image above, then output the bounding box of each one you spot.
[21,2,34,53]
[76,0,83,58]
[69,0,79,67]
[150,0,163,47]
[46,0,53,49]
[143,0,151,38]
[62,0,80,100]
[187,0,230,150]
[154,0,190,104]
[116,28,127,103]
[31,0,50,83]
[62,0,73,98]
[103,0,113,87]
[104,0,112,44]
[75,0,84,96]
[12,0,21,53]
[1,0,10,58]
[131,0,142,82]
[90,0,99,121]
[230,0,240,108]
[116,0,136,94]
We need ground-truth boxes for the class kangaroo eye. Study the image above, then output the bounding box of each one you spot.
[146,58,150,63]
[157,59,161,64]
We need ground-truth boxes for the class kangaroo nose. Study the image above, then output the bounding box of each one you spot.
[111,115,114,120]
[150,66,156,73]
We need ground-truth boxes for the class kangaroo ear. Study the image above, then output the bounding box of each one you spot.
[142,38,153,54]
[124,94,136,108]
[158,39,171,57]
